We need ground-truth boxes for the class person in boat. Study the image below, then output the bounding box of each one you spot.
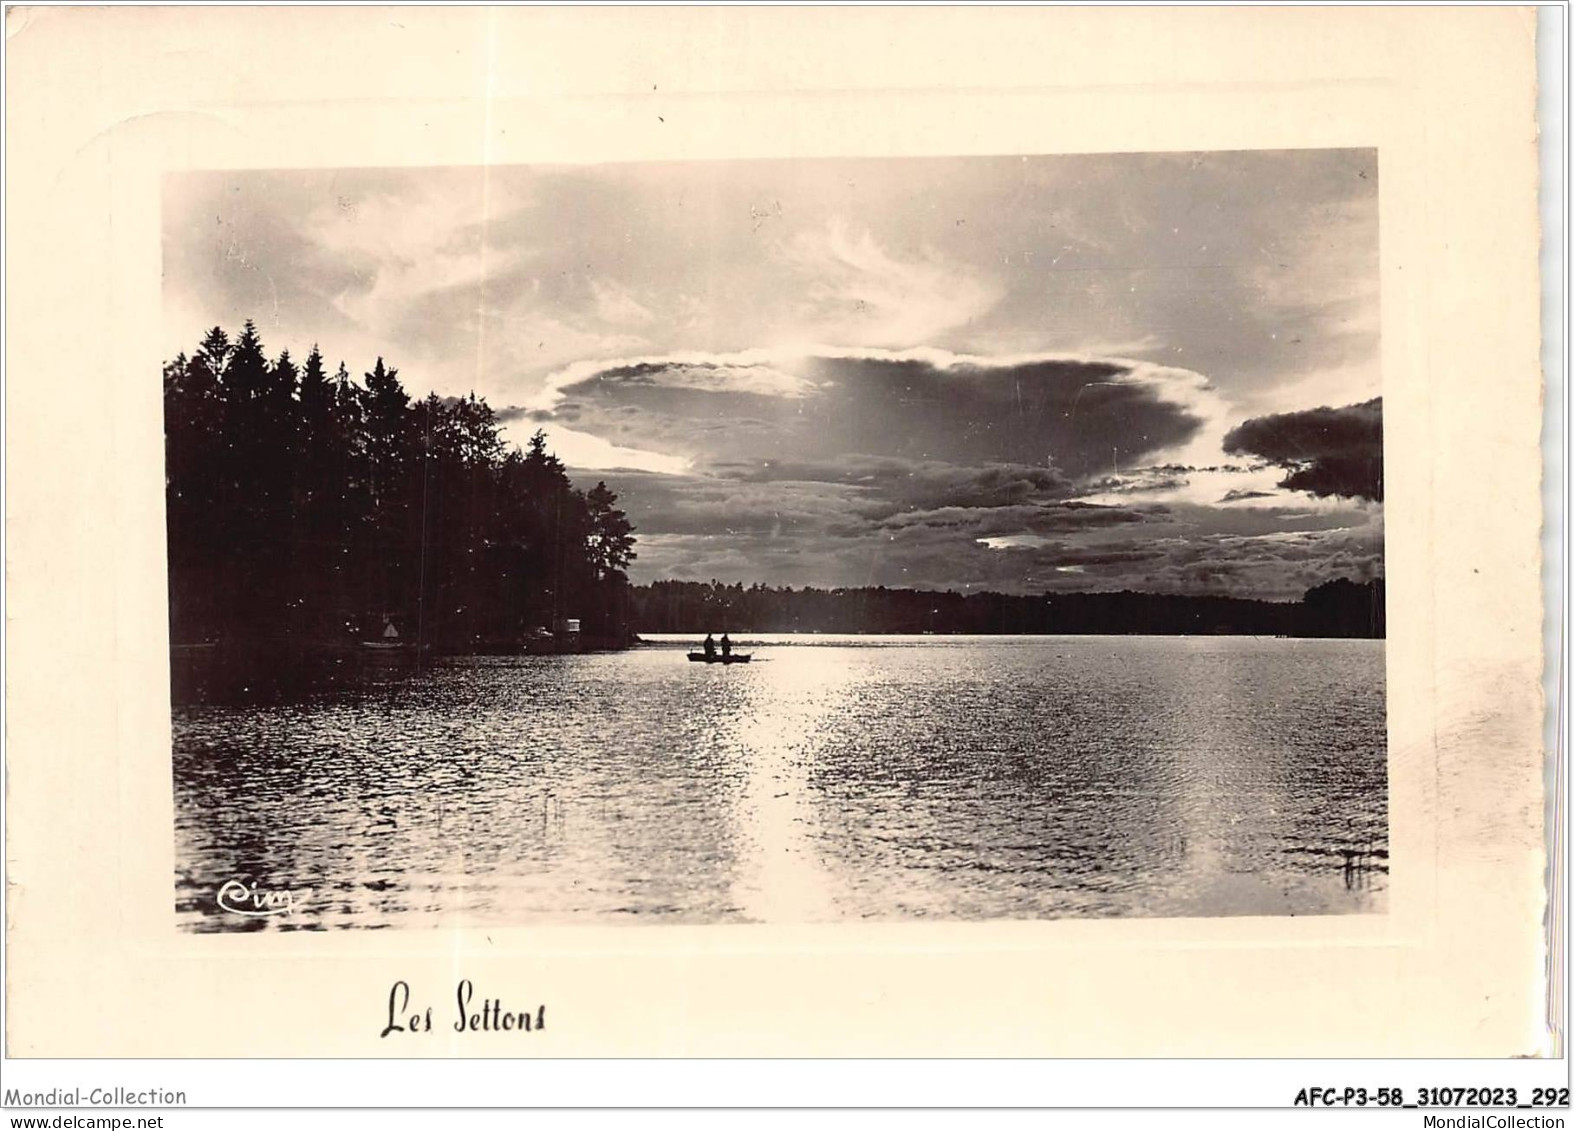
[720,633,732,658]
[703,632,716,659]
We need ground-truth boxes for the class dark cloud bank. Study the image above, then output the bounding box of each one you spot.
[1223,398,1383,503]
[536,353,1383,600]
[540,353,1210,478]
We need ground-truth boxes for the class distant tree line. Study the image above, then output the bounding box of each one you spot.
[632,577,1386,638]
[163,321,636,653]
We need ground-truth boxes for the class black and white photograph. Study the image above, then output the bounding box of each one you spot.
[162,149,1387,931]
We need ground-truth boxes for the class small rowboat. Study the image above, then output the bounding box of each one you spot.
[687,652,752,664]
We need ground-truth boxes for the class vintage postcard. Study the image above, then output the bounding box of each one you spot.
[3,7,1551,1062]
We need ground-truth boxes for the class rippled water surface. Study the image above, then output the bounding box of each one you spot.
[173,636,1387,929]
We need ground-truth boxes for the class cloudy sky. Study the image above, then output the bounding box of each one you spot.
[164,150,1384,599]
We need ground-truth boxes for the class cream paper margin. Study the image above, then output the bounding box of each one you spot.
[2,6,1547,1057]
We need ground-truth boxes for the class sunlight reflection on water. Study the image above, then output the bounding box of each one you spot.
[172,636,1386,930]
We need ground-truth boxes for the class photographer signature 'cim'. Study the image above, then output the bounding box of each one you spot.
[216,878,310,918]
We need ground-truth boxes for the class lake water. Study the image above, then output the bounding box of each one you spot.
[172,635,1387,930]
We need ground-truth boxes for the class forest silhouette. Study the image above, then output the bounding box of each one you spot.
[632,577,1385,638]
[163,321,637,661]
